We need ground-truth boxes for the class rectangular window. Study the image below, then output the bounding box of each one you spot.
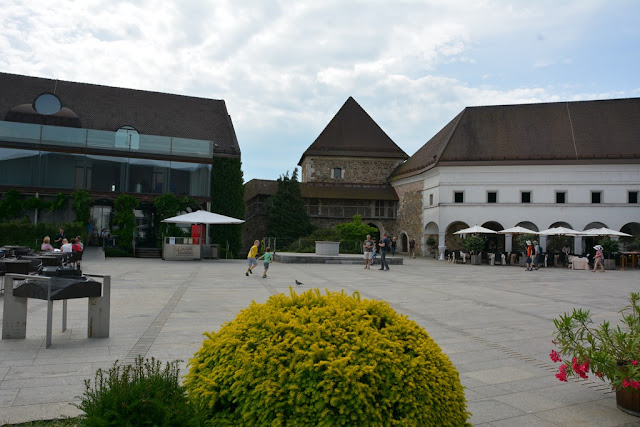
[591,191,601,204]
[454,192,464,203]
[629,191,638,204]
[556,192,566,204]
[487,192,497,203]
[521,191,531,203]
[429,194,433,206]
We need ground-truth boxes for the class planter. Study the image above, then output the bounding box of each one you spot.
[604,259,616,270]
[617,388,640,417]
[315,241,340,256]
[470,254,482,265]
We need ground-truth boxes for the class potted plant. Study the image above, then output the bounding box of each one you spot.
[551,292,640,416]
[599,238,620,270]
[462,236,486,265]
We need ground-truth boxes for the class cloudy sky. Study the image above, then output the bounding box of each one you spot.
[2,1,639,181]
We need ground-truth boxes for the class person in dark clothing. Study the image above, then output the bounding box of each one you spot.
[391,237,397,256]
[54,227,66,248]
[378,233,391,271]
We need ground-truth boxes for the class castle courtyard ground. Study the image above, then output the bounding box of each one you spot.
[1,254,639,425]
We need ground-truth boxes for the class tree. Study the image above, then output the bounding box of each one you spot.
[335,215,377,243]
[153,193,197,240]
[267,169,313,242]
[0,189,23,220]
[210,157,245,256]
[112,194,139,250]
[71,190,93,225]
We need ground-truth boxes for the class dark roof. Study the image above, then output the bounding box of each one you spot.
[393,97,640,180]
[298,97,408,165]
[245,179,398,201]
[0,72,240,157]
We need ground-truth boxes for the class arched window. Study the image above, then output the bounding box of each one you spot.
[115,126,140,150]
[332,167,342,179]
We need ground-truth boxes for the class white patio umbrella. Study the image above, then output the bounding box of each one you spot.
[454,225,497,235]
[162,210,245,259]
[162,210,245,225]
[582,227,632,237]
[538,226,585,236]
[498,226,539,235]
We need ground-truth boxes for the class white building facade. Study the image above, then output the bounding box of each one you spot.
[390,98,640,259]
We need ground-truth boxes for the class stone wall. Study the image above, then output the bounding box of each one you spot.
[301,156,404,184]
[392,180,424,256]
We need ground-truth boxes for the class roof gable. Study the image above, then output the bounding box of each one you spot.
[393,97,640,180]
[299,97,407,164]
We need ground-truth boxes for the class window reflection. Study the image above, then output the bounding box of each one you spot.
[0,147,39,186]
[128,158,169,194]
[170,161,210,197]
[86,154,128,192]
[40,151,85,189]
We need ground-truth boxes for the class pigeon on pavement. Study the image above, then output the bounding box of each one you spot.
[295,280,303,286]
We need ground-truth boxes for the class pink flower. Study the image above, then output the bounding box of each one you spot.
[633,360,638,366]
[631,381,640,389]
[595,371,604,379]
[550,350,562,363]
[623,379,630,388]
[559,364,568,373]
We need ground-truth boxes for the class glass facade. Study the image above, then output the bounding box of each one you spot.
[0,120,213,198]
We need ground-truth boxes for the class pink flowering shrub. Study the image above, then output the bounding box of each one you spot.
[551,292,640,390]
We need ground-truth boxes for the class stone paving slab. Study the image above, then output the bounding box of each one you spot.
[0,256,639,425]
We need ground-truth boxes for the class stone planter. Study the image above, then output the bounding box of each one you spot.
[315,241,340,256]
[617,388,640,417]
[470,254,482,265]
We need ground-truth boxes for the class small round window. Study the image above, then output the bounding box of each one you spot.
[34,93,62,115]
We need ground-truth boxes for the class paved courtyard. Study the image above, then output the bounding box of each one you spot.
[0,255,639,425]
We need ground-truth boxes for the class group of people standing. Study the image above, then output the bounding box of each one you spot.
[363,234,392,271]
[41,227,83,253]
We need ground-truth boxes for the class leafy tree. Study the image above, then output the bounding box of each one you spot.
[0,189,23,220]
[153,193,197,239]
[267,169,314,242]
[335,215,377,243]
[71,190,93,224]
[463,236,487,254]
[49,192,67,213]
[210,157,245,256]
[112,194,139,250]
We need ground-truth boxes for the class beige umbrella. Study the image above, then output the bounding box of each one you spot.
[498,226,539,235]
[582,227,632,237]
[538,226,585,236]
[454,225,497,235]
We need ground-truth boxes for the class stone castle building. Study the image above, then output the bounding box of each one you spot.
[244,97,408,250]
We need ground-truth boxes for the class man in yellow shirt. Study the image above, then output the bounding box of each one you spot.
[246,240,260,276]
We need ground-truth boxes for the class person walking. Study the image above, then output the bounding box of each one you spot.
[533,240,541,270]
[409,237,416,258]
[362,235,374,269]
[259,247,273,278]
[592,245,605,273]
[246,240,260,276]
[525,240,534,271]
[378,233,391,271]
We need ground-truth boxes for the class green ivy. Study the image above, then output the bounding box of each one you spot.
[267,169,314,241]
[210,157,245,257]
[112,194,139,250]
[71,190,93,225]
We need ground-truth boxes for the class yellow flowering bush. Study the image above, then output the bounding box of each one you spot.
[185,289,470,426]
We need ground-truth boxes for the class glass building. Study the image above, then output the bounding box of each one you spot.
[0,72,241,230]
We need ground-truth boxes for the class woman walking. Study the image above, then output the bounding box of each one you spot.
[592,245,605,273]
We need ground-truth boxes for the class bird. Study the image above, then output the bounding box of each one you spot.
[295,280,303,286]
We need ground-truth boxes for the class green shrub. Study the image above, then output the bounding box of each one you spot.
[104,247,133,257]
[77,356,200,426]
[186,289,470,426]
